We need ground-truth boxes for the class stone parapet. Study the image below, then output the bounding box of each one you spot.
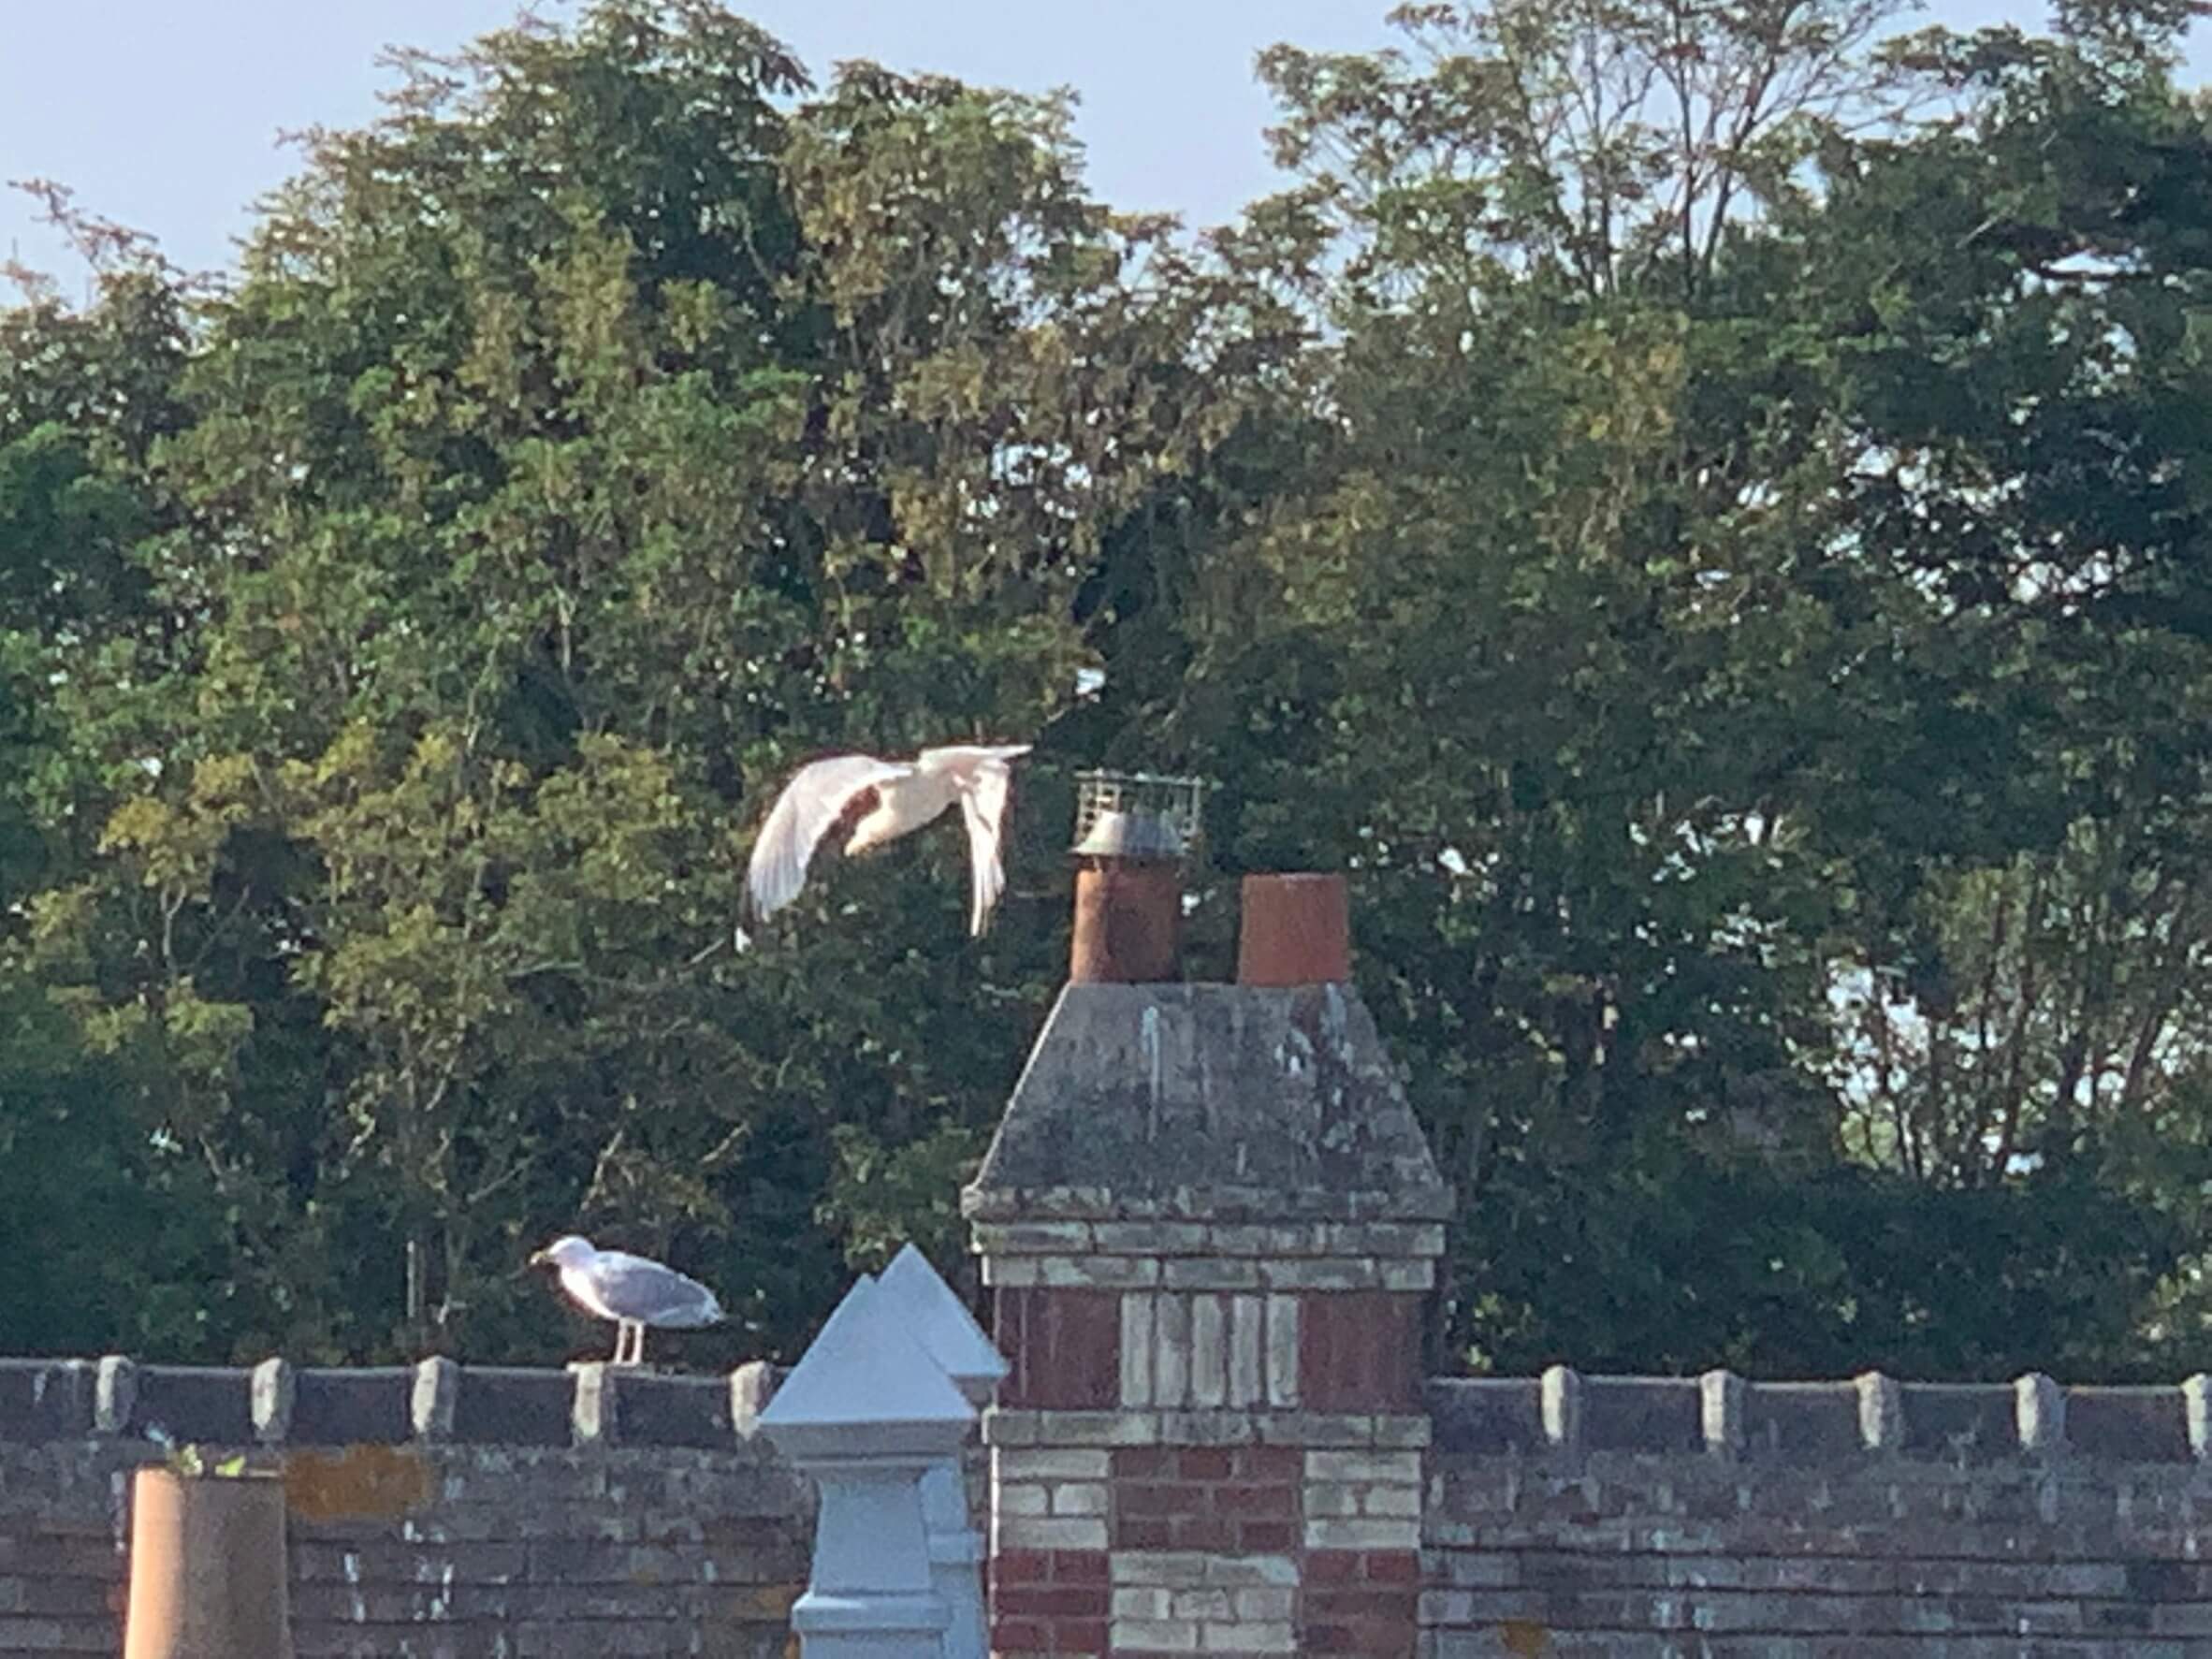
[0,1388,811,1658]
[0,1356,790,1449]
[1424,1373,2212,1656]
[1428,1369,2212,1463]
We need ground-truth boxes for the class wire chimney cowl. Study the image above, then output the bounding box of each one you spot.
[1070,770,1209,865]
[1066,768,1209,986]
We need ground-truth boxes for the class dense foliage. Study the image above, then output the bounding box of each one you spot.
[6,0,2211,1378]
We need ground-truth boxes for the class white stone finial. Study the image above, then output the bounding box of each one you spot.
[873,1245,1001,1659]
[2187,1374,2212,1461]
[878,1244,1008,1408]
[2016,1373,2066,1458]
[762,1273,976,1452]
[920,1461,987,1659]
[760,1275,976,1659]
[250,1358,294,1445]
[1540,1364,1580,1453]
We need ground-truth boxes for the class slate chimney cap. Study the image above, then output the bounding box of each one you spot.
[964,982,1452,1223]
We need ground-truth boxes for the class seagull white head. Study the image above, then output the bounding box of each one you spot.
[529,1234,596,1272]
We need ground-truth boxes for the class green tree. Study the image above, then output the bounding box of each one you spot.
[1160,0,2212,1377]
[7,0,2212,1385]
[7,0,1292,1361]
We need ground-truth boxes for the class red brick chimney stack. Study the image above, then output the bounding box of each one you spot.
[968,844,1448,1659]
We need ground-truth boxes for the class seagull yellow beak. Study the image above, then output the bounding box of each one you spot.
[527,1248,551,1268]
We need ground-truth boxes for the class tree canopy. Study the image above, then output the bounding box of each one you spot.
[6,0,2212,1379]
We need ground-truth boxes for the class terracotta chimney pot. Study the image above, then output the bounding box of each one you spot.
[1237,872,1350,985]
[1069,861,1182,984]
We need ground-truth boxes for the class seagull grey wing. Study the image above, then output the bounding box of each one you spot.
[588,1252,725,1329]
[747,754,911,922]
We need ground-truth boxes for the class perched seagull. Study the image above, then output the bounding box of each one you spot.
[746,744,1032,937]
[528,1235,724,1367]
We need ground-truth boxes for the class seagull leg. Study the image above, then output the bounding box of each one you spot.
[609,1323,626,1365]
[634,1326,649,1368]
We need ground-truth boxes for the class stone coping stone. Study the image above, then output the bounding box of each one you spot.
[1742,1381,1863,1461]
[135,1364,255,1446]
[1582,1376,1704,1455]
[2066,1386,2190,1463]
[0,1359,94,1441]
[1898,1382,2021,1463]
[449,1366,582,1445]
[604,1370,738,1447]
[1425,1377,1545,1457]
[290,1367,415,1446]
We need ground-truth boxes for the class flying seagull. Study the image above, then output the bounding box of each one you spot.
[528,1235,723,1366]
[746,744,1031,937]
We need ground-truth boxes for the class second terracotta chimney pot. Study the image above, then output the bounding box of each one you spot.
[1237,872,1350,985]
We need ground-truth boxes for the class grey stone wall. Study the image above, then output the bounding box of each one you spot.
[1425,1369,2212,1657]
[0,1357,811,1658]
[13,1354,2212,1655]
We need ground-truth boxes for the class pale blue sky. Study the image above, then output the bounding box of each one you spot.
[3,2,2205,288]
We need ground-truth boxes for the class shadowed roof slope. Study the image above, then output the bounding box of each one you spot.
[963,982,1451,1222]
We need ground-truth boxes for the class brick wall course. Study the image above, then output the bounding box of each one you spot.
[0,1360,813,1658]
[1424,1372,2212,1656]
[16,1350,2212,1659]
[0,1435,812,1656]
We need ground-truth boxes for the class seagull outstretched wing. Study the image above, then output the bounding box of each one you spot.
[920,745,1031,936]
[747,753,912,922]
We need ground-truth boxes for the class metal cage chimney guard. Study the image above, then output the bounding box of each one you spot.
[1066,768,1210,985]
[1069,769,1210,864]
